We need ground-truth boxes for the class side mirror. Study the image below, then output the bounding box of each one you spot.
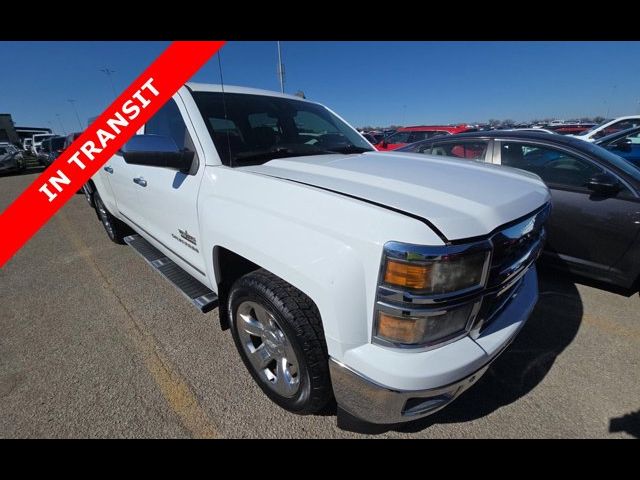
[587,172,621,195]
[121,134,194,172]
[611,138,632,152]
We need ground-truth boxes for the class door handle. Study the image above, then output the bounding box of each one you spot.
[103,166,113,174]
[133,177,147,187]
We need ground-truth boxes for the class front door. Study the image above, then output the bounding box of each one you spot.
[129,94,208,283]
[496,140,640,280]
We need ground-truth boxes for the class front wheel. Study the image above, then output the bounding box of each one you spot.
[228,269,333,414]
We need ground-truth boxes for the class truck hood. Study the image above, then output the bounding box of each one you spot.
[242,151,550,241]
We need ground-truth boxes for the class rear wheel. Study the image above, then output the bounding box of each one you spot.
[94,192,131,244]
[228,269,332,414]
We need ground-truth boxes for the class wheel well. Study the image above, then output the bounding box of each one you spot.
[213,247,260,330]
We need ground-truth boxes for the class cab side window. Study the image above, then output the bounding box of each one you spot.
[429,141,488,160]
[501,142,602,189]
[145,98,199,172]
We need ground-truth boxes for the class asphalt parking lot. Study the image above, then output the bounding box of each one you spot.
[1,171,639,438]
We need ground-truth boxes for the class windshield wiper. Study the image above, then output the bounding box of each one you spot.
[232,146,335,164]
[325,144,372,154]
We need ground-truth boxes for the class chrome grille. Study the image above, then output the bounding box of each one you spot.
[472,203,550,333]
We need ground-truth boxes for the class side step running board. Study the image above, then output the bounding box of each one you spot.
[124,234,218,313]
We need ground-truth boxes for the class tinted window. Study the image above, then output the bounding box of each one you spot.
[623,130,640,143]
[0,147,7,155]
[583,142,640,184]
[595,119,640,139]
[385,131,413,144]
[145,98,198,171]
[145,99,191,149]
[408,132,428,143]
[429,141,488,160]
[51,137,65,150]
[192,92,372,166]
[501,142,602,189]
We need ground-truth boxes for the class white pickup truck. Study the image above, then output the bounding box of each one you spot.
[86,83,551,428]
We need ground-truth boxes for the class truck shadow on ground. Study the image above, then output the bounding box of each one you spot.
[609,409,640,438]
[392,269,583,434]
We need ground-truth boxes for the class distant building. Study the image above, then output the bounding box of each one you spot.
[1,113,52,146]
[0,114,20,144]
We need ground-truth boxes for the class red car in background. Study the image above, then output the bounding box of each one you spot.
[547,123,595,135]
[375,124,476,151]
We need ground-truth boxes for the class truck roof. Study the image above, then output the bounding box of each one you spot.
[186,82,311,103]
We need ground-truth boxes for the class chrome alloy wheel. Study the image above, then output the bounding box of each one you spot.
[95,196,115,239]
[236,300,300,397]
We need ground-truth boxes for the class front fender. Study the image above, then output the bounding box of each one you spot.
[198,167,443,360]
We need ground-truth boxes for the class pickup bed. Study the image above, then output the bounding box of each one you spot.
[87,83,551,427]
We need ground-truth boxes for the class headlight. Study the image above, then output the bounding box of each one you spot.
[374,242,490,348]
[376,303,478,346]
[382,250,489,294]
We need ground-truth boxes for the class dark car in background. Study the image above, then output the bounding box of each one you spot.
[595,126,640,167]
[39,136,66,167]
[398,131,640,291]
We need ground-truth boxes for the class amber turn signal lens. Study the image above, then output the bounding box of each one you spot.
[377,312,423,344]
[384,259,432,290]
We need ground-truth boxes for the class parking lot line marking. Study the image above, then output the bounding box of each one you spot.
[57,210,219,438]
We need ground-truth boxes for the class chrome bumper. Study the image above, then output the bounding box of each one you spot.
[330,264,539,425]
[330,358,490,424]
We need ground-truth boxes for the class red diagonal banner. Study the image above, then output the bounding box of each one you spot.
[0,41,225,268]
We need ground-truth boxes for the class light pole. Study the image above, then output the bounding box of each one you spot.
[68,99,83,130]
[99,68,117,98]
[55,114,67,135]
[277,41,285,94]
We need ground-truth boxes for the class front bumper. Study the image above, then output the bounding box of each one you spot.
[330,266,538,424]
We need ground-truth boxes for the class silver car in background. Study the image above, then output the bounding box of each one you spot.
[0,144,26,173]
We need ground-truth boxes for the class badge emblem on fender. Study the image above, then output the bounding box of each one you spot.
[178,229,197,246]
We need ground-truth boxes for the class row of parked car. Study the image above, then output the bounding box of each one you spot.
[0,132,84,173]
[370,116,640,292]
[362,115,640,153]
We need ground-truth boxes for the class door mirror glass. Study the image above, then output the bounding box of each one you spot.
[121,134,194,172]
[587,172,621,195]
[612,138,632,151]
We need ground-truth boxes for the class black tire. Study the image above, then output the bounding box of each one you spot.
[93,191,132,244]
[81,184,95,207]
[228,269,332,414]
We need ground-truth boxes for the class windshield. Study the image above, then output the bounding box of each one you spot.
[192,91,373,167]
[583,119,612,135]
